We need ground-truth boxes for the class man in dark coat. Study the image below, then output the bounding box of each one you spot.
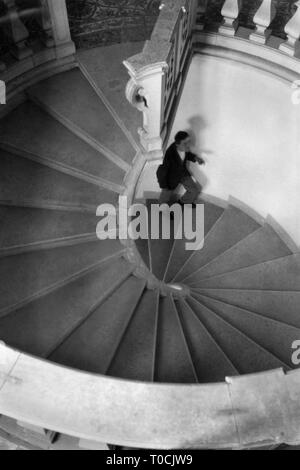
[158,131,205,205]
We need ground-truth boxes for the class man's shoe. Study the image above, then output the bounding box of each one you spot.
[178,201,198,209]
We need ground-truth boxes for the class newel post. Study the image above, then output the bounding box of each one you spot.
[46,0,75,58]
[249,0,277,44]
[279,1,300,56]
[124,62,166,153]
[219,0,243,36]
[38,0,55,48]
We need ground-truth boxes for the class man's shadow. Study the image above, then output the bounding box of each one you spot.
[183,115,214,190]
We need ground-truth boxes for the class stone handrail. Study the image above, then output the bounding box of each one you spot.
[0,0,75,107]
[193,0,300,88]
[1,0,300,450]
[124,0,198,153]
[124,0,300,154]
[0,342,300,449]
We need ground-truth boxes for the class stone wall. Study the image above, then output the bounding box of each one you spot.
[66,0,161,49]
[0,0,298,55]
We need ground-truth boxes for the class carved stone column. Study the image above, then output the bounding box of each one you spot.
[38,0,55,48]
[46,0,75,58]
[125,62,166,153]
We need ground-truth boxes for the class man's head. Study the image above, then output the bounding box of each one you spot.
[175,131,191,152]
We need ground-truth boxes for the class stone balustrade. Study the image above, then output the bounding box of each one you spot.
[124,0,300,155]
[0,343,300,449]
[0,0,300,451]
[124,0,198,153]
[198,0,300,56]
[0,0,75,105]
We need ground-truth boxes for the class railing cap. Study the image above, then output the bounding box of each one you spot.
[124,0,188,75]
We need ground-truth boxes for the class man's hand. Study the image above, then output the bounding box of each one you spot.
[197,156,205,165]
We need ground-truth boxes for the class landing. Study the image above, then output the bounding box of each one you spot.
[77,42,145,143]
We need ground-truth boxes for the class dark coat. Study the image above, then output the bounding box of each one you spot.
[161,143,199,190]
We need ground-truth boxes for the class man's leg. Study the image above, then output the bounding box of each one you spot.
[180,176,202,204]
[159,189,177,205]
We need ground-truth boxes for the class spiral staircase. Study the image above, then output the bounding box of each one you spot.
[1,0,300,451]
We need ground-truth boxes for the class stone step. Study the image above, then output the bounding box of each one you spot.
[0,206,98,254]
[193,293,300,369]
[186,224,292,284]
[175,298,238,383]
[77,42,144,144]
[27,68,136,166]
[0,101,126,189]
[164,201,224,283]
[0,240,124,316]
[0,148,117,211]
[50,276,146,375]
[193,254,300,290]
[108,290,159,381]
[173,205,260,283]
[154,296,197,383]
[0,261,133,358]
[149,201,178,281]
[193,289,300,330]
[187,296,290,375]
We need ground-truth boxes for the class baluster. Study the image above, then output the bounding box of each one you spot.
[45,0,75,58]
[219,0,242,36]
[0,79,5,104]
[196,0,208,31]
[4,0,33,60]
[38,0,54,47]
[279,0,300,56]
[249,0,277,44]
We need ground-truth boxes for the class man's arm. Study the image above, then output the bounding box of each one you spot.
[186,152,205,165]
